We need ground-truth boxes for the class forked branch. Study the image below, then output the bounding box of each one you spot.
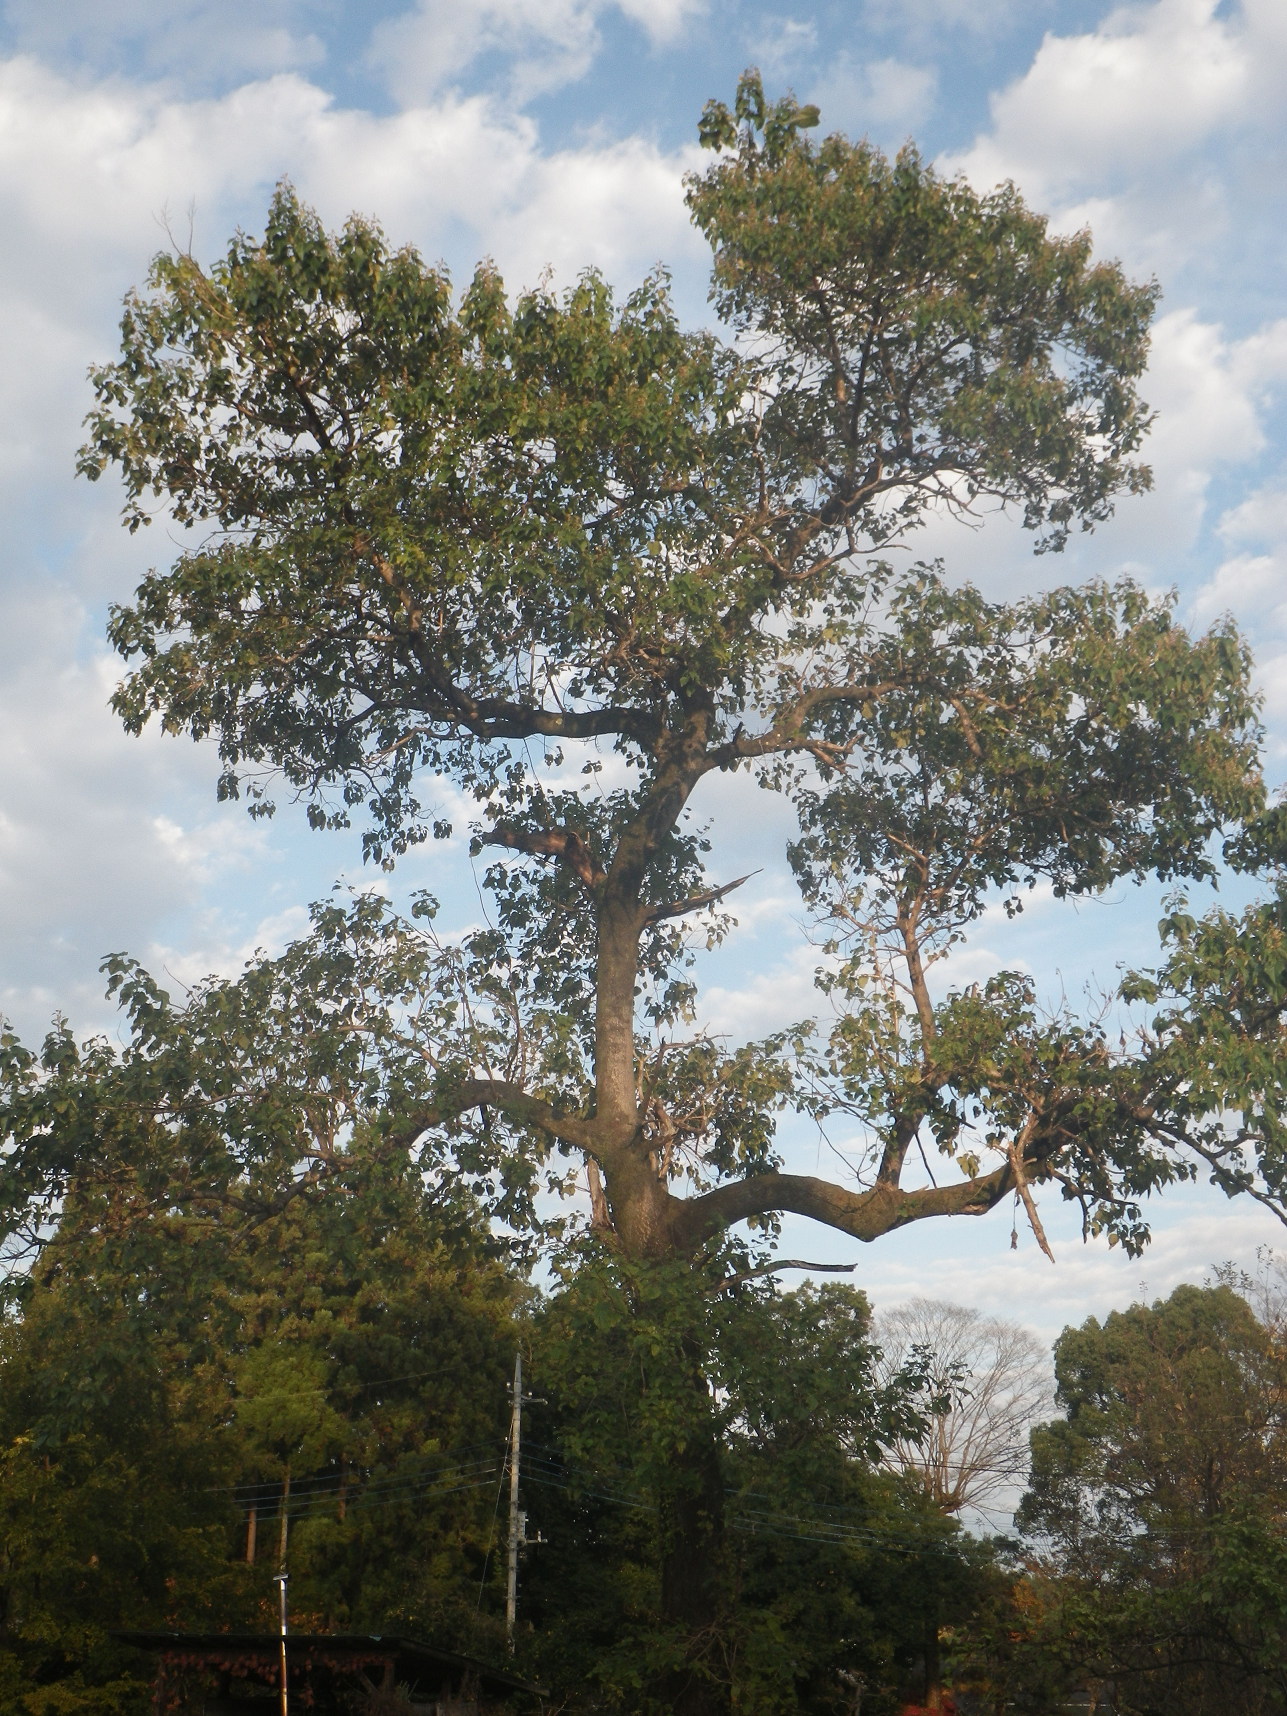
[393,1077,596,1155]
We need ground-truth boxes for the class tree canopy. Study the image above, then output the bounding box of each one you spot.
[62,72,1285,1276]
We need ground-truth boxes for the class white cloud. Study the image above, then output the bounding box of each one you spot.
[0,55,701,553]
[1089,309,1287,571]
[1191,550,1286,632]
[367,0,704,106]
[700,940,821,1041]
[0,56,701,306]
[367,0,602,105]
[749,14,818,77]
[612,0,703,43]
[900,305,1287,604]
[1219,477,1287,549]
[809,55,938,143]
[957,0,1251,196]
[940,1,1287,301]
[0,589,268,1042]
[1145,310,1273,470]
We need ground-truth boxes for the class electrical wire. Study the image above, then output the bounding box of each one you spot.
[476,1433,512,1613]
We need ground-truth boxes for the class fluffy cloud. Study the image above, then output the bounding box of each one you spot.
[807,55,938,145]
[0,55,703,583]
[367,0,704,106]
[950,0,1287,201]
[916,0,1287,723]
[1077,312,1287,577]
[891,305,1287,604]
[0,58,701,300]
[974,0,1247,186]
[942,0,1286,307]
[0,584,270,1040]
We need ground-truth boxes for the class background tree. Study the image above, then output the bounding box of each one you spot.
[0,1192,247,1716]
[222,1171,521,1643]
[1017,1281,1287,1713]
[0,986,524,1714]
[871,1300,1050,1709]
[0,962,1025,1716]
[20,66,1287,1708]
[874,1300,1050,1522]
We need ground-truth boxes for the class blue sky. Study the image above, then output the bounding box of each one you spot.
[2,0,1286,1353]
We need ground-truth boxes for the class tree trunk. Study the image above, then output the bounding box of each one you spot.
[657,1370,727,1716]
[923,1607,941,1710]
[594,897,643,1139]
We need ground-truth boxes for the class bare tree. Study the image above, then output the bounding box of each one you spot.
[875,1299,1051,1521]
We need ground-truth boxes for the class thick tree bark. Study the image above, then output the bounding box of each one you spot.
[657,1368,728,1716]
[594,894,644,1141]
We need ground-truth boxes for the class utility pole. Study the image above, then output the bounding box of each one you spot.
[274,1572,289,1716]
[505,1349,522,1650]
[503,1350,544,1652]
[276,1467,290,1716]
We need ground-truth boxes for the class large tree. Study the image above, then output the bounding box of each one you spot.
[17,68,1287,1702]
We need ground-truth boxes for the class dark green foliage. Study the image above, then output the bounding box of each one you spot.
[0,1140,521,1714]
[1017,1282,1287,1712]
[0,1219,244,1716]
[516,1254,1006,1714]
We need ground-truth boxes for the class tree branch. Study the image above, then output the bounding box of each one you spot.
[714,1258,857,1291]
[393,1078,597,1155]
[480,825,606,890]
[1008,1122,1056,1263]
[642,871,759,925]
[669,1165,1012,1253]
[586,1157,612,1231]
[708,679,905,769]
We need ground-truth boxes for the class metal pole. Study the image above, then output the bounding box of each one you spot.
[505,1349,522,1649]
[275,1573,289,1716]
